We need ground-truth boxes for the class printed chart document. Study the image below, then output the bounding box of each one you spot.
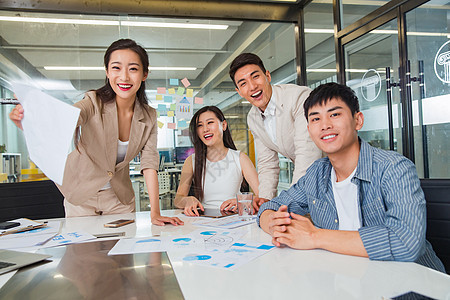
[108,228,274,270]
[12,83,80,185]
[194,215,256,229]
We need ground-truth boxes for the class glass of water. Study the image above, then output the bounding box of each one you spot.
[236,192,254,221]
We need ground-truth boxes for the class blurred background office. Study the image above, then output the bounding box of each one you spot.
[0,0,448,210]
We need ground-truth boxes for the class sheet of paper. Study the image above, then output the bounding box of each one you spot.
[0,220,61,249]
[109,229,245,255]
[164,95,173,103]
[194,215,256,229]
[108,237,165,255]
[170,78,179,86]
[177,87,185,96]
[156,94,163,101]
[181,77,191,88]
[157,87,166,94]
[41,231,96,248]
[186,89,193,98]
[12,83,80,185]
[0,218,46,236]
[175,240,275,270]
[168,123,176,129]
[194,97,203,104]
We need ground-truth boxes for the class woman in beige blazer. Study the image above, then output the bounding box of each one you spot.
[10,39,183,226]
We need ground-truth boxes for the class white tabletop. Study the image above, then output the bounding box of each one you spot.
[2,210,450,300]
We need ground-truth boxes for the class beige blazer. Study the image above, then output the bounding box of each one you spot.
[247,84,322,200]
[59,91,159,206]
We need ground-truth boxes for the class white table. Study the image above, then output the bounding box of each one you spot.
[2,210,450,300]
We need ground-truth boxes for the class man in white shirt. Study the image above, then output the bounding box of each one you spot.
[229,53,322,209]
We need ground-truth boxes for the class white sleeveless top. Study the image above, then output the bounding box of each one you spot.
[100,139,129,191]
[192,149,243,209]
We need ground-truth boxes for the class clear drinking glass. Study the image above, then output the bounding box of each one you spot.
[236,192,253,221]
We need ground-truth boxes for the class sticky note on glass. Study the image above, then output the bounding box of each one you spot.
[177,87,185,96]
[170,104,176,111]
[186,89,193,98]
[157,87,166,94]
[167,111,174,117]
[164,95,173,103]
[157,121,164,129]
[194,97,203,104]
[168,88,175,94]
[178,120,188,128]
[158,104,167,111]
[181,77,191,88]
[156,94,163,101]
[168,123,176,129]
[170,78,179,86]
[157,112,160,117]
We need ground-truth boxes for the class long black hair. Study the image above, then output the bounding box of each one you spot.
[96,38,149,106]
[75,39,149,150]
[189,106,248,201]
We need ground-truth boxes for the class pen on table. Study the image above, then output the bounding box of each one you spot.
[94,232,126,238]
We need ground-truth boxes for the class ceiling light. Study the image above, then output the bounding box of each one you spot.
[305,28,450,38]
[307,68,386,73]
[44,66,197,71]
[305,29,334,34]
[0,16,228,30]
[121,21,228,30]
[0,16,118,25]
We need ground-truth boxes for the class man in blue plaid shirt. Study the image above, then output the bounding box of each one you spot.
[258,82,444,272]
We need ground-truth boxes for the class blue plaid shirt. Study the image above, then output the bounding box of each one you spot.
[258,139,445,272]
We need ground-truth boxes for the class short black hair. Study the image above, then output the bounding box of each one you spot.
[229,53,266,87]
[303,83,360,120]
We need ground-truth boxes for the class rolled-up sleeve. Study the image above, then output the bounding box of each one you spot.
[359,158,426,262]
[257,177,309,226]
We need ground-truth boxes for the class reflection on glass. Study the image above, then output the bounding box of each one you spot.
[304,0,337,88]
[0,9,297,185]
[341,0,386,28]
[344,19,401,153]
[406,4,450,178]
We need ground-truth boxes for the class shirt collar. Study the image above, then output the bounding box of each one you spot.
[323,137,372,192]
[260,90,276,118]
[354,138,373,183]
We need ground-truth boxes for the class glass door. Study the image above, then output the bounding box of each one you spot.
[405,4,450,178]
[343,19,402,154]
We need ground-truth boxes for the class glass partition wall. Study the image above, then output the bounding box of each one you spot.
[0,0,447,194]
[0,7,298,204]
[337,0,450,179]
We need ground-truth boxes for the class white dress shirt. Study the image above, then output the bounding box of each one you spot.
[261,93,277,145]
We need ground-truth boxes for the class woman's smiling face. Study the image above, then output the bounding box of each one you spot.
[105,49,148,102]
[196,111,227,147]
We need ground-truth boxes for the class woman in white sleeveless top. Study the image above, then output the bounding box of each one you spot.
[174,106,259,216]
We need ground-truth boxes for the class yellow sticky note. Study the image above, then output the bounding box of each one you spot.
[186,89,193,98]
[167,111,174,117]
[168,88,175,94]
[157,121,164,128]
[156,94,163,101]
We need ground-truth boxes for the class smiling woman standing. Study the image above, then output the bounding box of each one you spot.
[174,106,259,216]
[9,39,183,226]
